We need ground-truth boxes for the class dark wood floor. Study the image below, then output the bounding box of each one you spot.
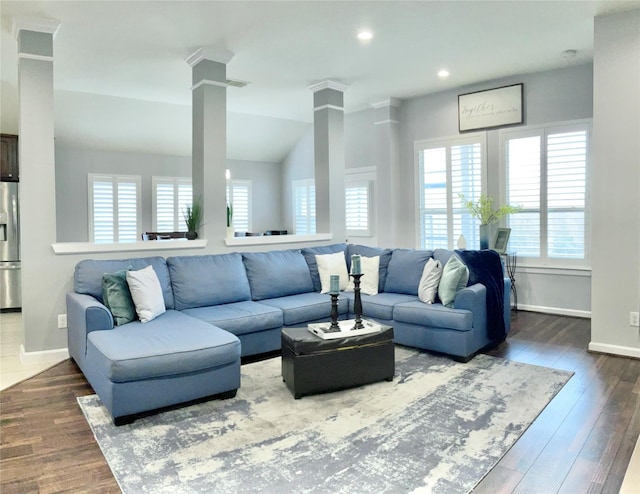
[1,311,638,493]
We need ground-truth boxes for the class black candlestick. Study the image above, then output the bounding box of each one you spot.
[351,273,364,329]
[329,293,340,331]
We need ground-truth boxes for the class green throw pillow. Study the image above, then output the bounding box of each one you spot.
[102,269,137,326]
[437,256,470,308]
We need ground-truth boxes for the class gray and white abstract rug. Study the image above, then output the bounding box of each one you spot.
[78,347,572,494]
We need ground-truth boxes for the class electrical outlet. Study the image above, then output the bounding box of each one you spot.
[57,314,67,329]
[630,312,640,328]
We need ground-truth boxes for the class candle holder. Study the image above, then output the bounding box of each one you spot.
[351,273,365,330]
[329,293,340,331]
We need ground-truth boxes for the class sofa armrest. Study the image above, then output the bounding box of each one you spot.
[66,292,114,368]
[453,283,487,334]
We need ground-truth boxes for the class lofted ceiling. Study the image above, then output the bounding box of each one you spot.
[1,0,638,162]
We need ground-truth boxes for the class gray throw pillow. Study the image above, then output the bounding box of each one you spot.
[437,256,469,308]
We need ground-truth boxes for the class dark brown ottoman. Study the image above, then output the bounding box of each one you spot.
[281,325,394,399]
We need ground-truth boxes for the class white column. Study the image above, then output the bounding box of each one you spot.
[186,47,232,243]
[13,17,64,352]
[590,10,640,357]
[372,98,401,247]
[309,80,348,240]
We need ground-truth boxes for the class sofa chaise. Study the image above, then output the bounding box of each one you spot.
[67,243,510,424]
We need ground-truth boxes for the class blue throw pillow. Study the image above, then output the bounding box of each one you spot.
[102,269,137,326]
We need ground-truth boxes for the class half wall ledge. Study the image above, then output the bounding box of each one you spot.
[224,233,333,247]
[51,239,208,255]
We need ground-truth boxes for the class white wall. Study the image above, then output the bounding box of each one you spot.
[55,146,283,241]
[590,11,640,357]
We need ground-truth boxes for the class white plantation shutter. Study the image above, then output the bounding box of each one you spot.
[293,179,315,235]
[89,174,140,243]
[152,177,192,232]
[506,135,541,257]
[417,136,485,249]
[504,121,590,264]
[345,182,370,235]
[546,130,588,259]
[226,180,252,232]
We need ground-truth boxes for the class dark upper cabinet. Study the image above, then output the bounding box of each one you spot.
[1,134,19,182]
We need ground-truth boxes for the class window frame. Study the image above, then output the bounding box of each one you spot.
[88,173,141,243]
[292,179,316,235]
[151,176,192,232]
[499,119,592,268]
[414,132,488,249]
[226,179,252,233]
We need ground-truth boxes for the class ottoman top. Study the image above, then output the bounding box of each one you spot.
[282,325,393,355]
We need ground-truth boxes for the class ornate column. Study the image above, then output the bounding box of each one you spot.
[309,80,348,240]
[186,47,233,242]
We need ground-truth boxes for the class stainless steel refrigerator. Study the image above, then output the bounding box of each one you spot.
[0,181,20,310]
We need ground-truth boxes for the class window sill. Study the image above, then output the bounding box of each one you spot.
[516,263,591,277]
[224,233,333,247]
[51,239,208,255]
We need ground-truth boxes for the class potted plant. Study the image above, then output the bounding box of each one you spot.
[459,194,520,249]
[183,196,203,240]
[226,203,233,238]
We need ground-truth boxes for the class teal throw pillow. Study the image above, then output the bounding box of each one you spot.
[437,255,470,308]
[102,269,137,326]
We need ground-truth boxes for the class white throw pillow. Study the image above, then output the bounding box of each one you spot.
[316,252,349,294]
[126,265,166,323]
[418,258,443,304]
[345,256,380,296]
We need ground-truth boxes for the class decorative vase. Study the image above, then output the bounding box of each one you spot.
[185,231,197,240]
[479,224,490,250]
[457,234,467,249]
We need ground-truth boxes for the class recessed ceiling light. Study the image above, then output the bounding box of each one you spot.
[438,69,450,78]
[357,30,373,41]
[562,49,577,58]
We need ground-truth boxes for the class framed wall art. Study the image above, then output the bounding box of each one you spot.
[458,83,523,132]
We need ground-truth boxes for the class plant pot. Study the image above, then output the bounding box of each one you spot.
[479,224,490,250]
[185,231,198,240]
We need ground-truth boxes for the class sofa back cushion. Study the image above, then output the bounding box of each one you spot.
[384,249,434,295]
[167,254,251,310]
[433,248,455,267]
[347,244,393,292]
[74,256,174,309]
[243,250,315,300]
[301,244,348,292]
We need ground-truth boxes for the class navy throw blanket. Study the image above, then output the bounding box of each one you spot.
[455,249,506,341]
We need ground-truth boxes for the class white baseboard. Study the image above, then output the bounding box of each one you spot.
[588,342,640,359]
[19,344,69,365]
[517,304,591,319]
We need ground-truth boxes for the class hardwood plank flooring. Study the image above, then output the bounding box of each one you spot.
[1,311,638,493]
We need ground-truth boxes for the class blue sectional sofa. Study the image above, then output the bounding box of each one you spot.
[67,243,510,424]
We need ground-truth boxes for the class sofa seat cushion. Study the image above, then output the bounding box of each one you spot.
[86,310,240,383]
[260,292,349,326]
[356,293,419,320]
[393,301,473,332]
[181,301,283,336]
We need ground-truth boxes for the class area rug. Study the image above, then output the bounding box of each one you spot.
[78,347,572,494]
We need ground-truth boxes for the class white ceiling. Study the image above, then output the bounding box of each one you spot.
[1,0,638,162]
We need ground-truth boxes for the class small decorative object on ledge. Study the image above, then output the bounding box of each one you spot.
[459,194,520,249]
[183,196,203,240]
[457,234,467,249]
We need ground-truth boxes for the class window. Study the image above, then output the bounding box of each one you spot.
[293,179,316,234]
[416,134,486,249]
[345,181,371,236]
[88,174,141,243]
[503,121,590,265]
[152,177,192,232]
[226,180,251,232]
